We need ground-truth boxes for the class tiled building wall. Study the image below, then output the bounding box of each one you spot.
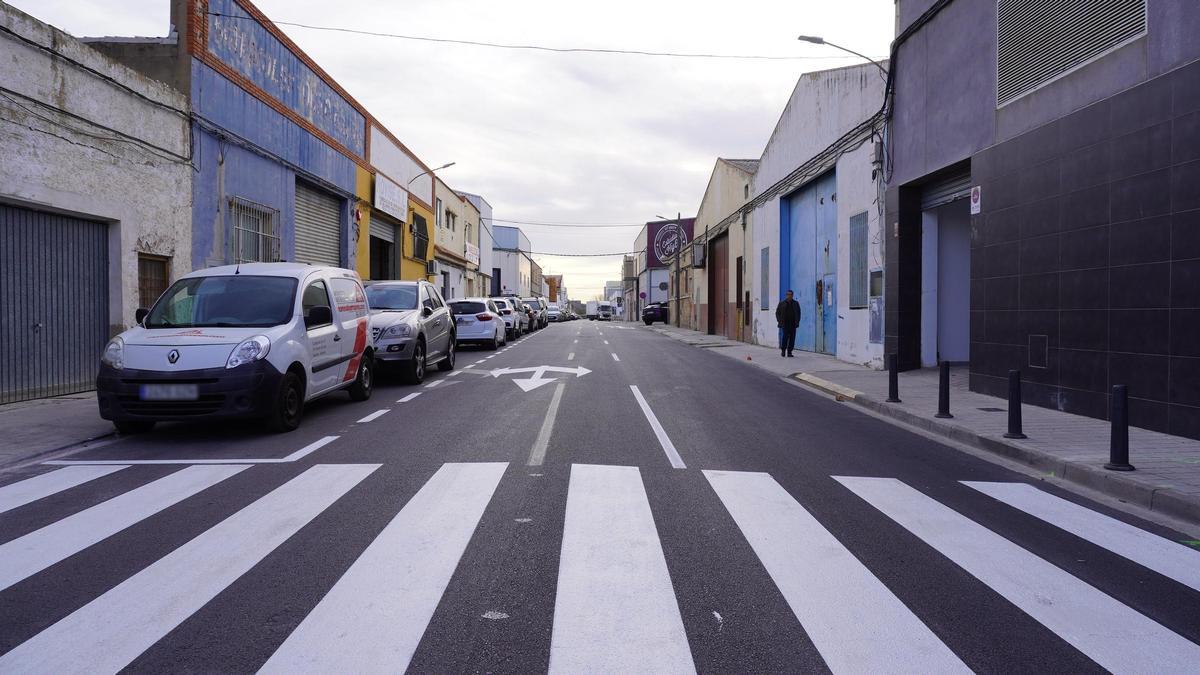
[969,60,1200,438]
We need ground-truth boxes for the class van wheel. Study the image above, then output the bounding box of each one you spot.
[267,372,304,432]
[403,340,426,384]
[437,339,456,371]
[114,420,155,434]
[348,353,373,401]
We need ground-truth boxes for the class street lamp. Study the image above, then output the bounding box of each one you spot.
[797,35,888,80]
[408,161,456,186]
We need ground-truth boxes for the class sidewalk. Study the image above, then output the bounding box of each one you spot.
[0,393,112,469]
[649,324,1200,526]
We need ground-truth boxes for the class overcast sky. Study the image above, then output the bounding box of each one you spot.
[13,0,893,299]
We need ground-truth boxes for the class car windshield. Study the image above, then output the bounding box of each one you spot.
[145,275,297,328]
[450,301,487,315]
[365,285,418,310]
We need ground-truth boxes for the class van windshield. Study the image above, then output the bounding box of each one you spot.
[145,276,298,328]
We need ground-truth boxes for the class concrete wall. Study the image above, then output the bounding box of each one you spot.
[750,63,886,363]
[461,192,494,293]
[0,3,191,332]
[692,159,756,337]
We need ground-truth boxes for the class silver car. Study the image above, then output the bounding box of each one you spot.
[365,281,455,384]
[491,297,529,339]
[450,298,507,350]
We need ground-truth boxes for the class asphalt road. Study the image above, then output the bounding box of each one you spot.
[1,320,1199,673]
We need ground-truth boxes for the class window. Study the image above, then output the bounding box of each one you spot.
[449,301,487,315]
[744,184,749,199]
[329,278,365,309]
[230,197,281,263]
[137,254,169,309]
[446,211,457,231]
[147,276,297,328]
[760,247,770,311]
[441,270,451,299]
[435,198,443,227]
[997,0,1146,106]
[412,213,429,259]
[302,280,332,327]
[849,211,868,309]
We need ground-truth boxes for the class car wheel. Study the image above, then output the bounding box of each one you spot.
[266,371,304,433]
[438,337,456,371]
[114,420,155,435]
[403,339,426,384]
[348,352,373,401]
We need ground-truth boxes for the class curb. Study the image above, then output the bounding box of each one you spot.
[0,430,116,472]
[791,373,1200,528]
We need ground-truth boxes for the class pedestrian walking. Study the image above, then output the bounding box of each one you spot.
[776,290,801,357]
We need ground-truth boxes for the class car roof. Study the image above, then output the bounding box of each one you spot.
[181,262,360,281]
[364,280,419,287]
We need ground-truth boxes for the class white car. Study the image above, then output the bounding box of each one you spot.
[546,304,562,322]
[450,298,507,350]
[96,263,374,434]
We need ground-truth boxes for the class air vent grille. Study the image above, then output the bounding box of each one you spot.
[997,0,1146,106]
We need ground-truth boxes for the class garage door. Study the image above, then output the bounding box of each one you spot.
[0,204,109,403]
[294,182,342,266]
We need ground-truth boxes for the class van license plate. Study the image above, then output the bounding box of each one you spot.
[139,384,199,401]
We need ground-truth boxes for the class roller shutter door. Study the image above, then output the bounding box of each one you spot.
[294,183,342,266]
[369,217,395,243]
[920,173,971,211]
[1,204,109,403]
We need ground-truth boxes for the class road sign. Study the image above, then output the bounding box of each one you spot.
[490,365,591,392]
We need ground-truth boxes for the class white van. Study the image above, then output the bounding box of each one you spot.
[96,263,374,434]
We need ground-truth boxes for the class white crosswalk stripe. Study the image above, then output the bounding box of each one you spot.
[965,481,1200,592]
[0,464,378,675]
[550,464,695,674]
[259,462,507,674]
[0,465,247,592]
[3,462,1197,673]
[706,470,968,674]
[0,465,128,514]
[836,476,1200,673]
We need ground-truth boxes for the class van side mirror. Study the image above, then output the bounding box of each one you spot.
[422,306,433,318]
[135,308,149,325]
[305,305,332,328]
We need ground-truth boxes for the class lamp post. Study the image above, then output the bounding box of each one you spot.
[408,161,456,186]
[797,35,888,80]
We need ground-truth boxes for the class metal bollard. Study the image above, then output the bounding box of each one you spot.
[935,360,953,418]
[886,354,901,403]
[1105,384,1134,471]
[1003,369,1027,439]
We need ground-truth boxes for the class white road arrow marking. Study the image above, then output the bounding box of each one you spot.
[490,365,592,392]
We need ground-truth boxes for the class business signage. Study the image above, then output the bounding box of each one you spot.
[646,218,694,268]
[465,241,480,265]
[374,174,409,221]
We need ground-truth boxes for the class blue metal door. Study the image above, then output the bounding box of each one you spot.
[782,171,836,355]
[821,274,836,354]
[816,173,837,355]
[786,187,817,352]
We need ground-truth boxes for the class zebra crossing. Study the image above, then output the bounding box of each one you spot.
[0,460,1198,673]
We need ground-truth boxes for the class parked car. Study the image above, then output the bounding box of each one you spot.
[96,263,373,434]
[546,304,562,322]
[366,280,455,385]
[642,302,670,325]
[523,297,548,328]
[491,296,528,339]
[450,298,507,349]
[521,303,540,330]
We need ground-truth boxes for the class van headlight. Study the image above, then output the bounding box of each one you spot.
[226,336,271,369]
[100,337,124,370]
[382,324,411,338]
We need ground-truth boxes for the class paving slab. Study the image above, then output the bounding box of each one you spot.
[0,393,112,469]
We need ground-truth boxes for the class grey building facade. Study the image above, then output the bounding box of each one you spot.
[885,0,1200,438]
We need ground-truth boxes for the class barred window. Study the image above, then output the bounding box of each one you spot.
[137,254,169,309]
[230,197,281,263]
[412,212,430,259]
[849,212,869,309]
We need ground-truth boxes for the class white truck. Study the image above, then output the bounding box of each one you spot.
[586,300,599,320]
[598,302,614,321]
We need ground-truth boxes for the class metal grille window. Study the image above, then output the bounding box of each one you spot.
[997,0,1146,106]
[760,247,770,310]
[230,197,281,263]
[137,255,170,309]
[412,212,430,259]
[849,212,868,309]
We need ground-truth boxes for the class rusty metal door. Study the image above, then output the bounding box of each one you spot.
[1,204,109,403]
[708,234,728,336]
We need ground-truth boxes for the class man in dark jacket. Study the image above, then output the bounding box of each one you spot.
[776,290,801,357]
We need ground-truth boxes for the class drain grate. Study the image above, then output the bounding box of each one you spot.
[977,407,1005,412]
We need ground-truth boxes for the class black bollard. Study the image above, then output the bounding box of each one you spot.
[1003,369,1027,439]
[935,360,953,418]
[1105,384,1134,471]
[886,354,901,403]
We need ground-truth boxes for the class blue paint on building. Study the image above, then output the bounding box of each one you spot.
[781,171,837,355]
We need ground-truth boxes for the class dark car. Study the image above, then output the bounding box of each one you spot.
[642,302,669,325]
